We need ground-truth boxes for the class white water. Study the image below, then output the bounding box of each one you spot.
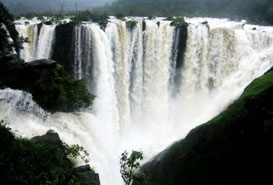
[15,20,56,62]
[4,17,273,185]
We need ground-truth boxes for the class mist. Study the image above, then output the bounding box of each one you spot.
[1,0,115,15]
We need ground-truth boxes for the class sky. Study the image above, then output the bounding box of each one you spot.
[1,0,115,14]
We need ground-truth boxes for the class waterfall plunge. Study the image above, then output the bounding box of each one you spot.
[4,17,273,185]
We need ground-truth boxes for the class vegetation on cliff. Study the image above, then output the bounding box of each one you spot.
[0,2,26,59]
[71,10,109,29]
[134,67,273,185]
[0,121,89,185]
[0,60,94,112]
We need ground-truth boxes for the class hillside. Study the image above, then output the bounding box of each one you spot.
[134,67,273,185]
[109,0,273,24]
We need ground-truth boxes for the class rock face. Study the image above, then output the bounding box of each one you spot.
[31,132,62,144]
[134,68,273,185]
[51,23,74,76]
[75,165,100,185]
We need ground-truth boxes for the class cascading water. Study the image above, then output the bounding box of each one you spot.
[4,17,273,185]
[15,19,56,62]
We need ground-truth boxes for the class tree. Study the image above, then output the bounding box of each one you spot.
[120,150,148,185]
[0,122,89,185]
[0,2,25,60]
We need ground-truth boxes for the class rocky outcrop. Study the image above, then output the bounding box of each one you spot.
[27,59,56,67]
[31,131,61,145]
[75,165,100,185]
[0,59,93,112]
[134,67,273,185]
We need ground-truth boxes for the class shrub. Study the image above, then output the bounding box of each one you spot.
[120,150,148,185]
[0,122,89,185]
[0,61,94,112]
[72,11,109,28]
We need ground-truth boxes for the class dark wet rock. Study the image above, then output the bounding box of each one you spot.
[75,165,100,185]
[201,20,208,24]
[32,132,62,145]
[27,59,56,67]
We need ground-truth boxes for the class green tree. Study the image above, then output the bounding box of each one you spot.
[120,150,148,185]
[0,122,89,185]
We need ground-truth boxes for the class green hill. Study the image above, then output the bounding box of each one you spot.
[134,67,273,185]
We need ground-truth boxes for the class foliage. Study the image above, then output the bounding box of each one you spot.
[115,13,125,21]
[0,60,94,112]
[67,79,95,111]
[72,10,109,28]
[0,121,88,185]
[0,2,25,59]
[64,144,90,164]
[120,150,148,185]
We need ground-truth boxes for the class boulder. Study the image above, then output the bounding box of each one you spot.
[44,21,53,25]
[31,132,62,145]
[27,59,56,67]
[201,20,208,25]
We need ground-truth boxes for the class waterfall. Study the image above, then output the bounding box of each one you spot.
[16,20,56,62]
[7,17,273,185]
[16,23,38,61]
[35,24,56,60]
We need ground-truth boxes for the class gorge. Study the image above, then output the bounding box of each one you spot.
[1,17,273,185]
